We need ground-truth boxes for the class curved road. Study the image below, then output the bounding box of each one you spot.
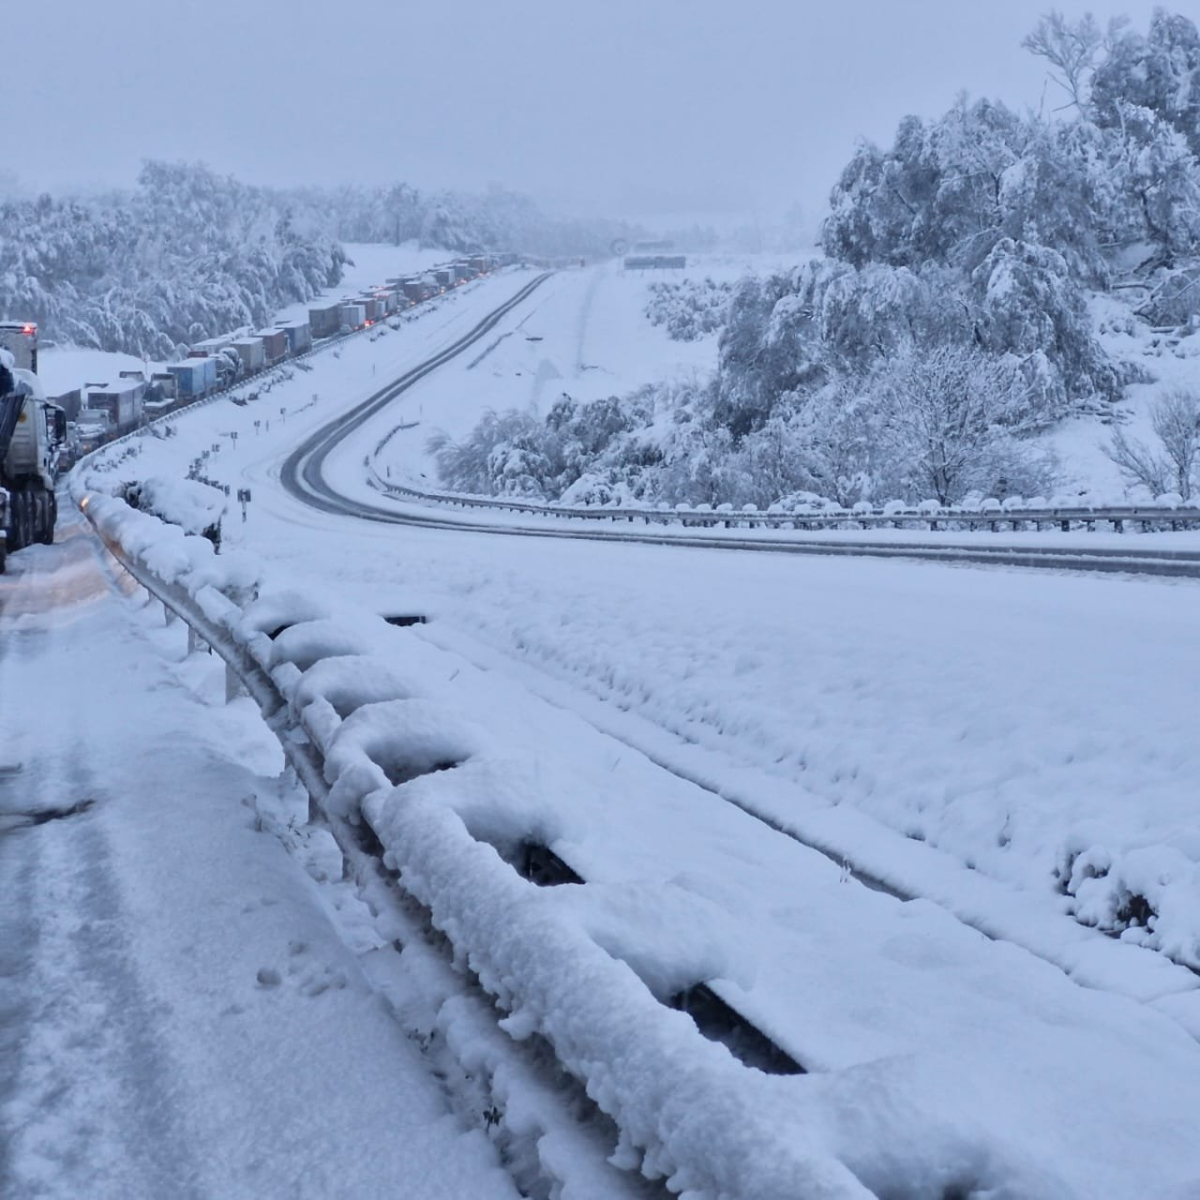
[280,276,1200,580]
[282,273,553,516]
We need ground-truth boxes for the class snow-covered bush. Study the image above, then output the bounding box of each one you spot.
[644,277,733,341]
[1103,389,1200,500]
[115,475,227,547]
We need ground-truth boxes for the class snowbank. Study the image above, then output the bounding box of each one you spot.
[79,491,259,600]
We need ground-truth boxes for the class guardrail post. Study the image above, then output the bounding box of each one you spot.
[163,600,176,625]
[1114,518,1124,533]
[187,625,205,655]
[225,663,246,704]
[1061,518,1070,532]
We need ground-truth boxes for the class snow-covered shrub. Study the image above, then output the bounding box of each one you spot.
[428,409,550,497]
[644,277,733,341]
[867,344,1061,505]
[117,475,227,547]
[1103,389,1200,500]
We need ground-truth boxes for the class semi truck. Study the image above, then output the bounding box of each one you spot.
[165,356,219,401]
[84,378,146,431]
[277,320,313,355]
[0,322,38,372]
[0,328,67,571]
[308,301,342,339]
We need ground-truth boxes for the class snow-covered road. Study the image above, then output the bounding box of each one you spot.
[0,517,525,1199]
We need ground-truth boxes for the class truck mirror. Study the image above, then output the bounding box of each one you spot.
[54,410,68,440]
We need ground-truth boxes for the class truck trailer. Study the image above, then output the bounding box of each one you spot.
[277,320,313,355]
[308,301,342,339]
[232,337,267,373]
[165,356,219,401]
[338,302,367,331]
[255,329,288,366]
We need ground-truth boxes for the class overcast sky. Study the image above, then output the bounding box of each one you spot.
[15,0,1171,226]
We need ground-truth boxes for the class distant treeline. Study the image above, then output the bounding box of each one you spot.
[0,166,638,358]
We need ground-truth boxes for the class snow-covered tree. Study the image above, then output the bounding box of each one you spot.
[1022,11,1110,111]
[1091,10,1200,157]
[0,162,345,358]
[869,344,1057,504]
[1104,389,1200,499]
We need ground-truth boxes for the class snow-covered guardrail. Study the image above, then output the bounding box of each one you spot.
[79,488,876,1200]
[369,465,1200,534]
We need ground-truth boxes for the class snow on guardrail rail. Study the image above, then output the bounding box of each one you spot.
[368,463,1200,535]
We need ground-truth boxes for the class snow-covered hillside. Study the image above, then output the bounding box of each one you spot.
[37,242,450,401]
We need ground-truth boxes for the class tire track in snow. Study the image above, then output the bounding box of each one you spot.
[0,619,206,1199]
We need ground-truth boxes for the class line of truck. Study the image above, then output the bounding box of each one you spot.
[0,251,520,567]
[55,251,518,456]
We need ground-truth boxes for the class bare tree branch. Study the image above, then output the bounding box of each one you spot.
[1022,11,1103,111]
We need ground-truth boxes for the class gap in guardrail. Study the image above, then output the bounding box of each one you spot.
[669,985,806,1076]
[487,834,807,1077]
[380,759,461,790]
[516,840,585,886]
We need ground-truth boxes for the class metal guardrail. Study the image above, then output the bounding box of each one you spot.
[78,493,870,1200]
[370,468,1200,535]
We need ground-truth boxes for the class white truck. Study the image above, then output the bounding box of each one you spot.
[0,323,67,572]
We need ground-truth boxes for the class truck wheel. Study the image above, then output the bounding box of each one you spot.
[21,492,35,550]
[11,491,28,551]
[22,492,34,550]
[37,491,54,545]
